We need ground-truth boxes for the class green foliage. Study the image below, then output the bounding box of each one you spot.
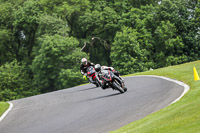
[156,0,200,62]
[0,60,38,101]
[154,21,185,67]
[77,1,120,65]
[111,27,149,74]
[0,2,14,27]
[38,14,69,36]
[13,0,43,60]
[0,28,15,65]
[78,5,119,39]
[127,0,159,8]
[53,0,90,35]
[57,69,83,89]
[32,34,88,93]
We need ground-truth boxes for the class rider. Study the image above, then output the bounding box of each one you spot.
[80,58,101,87]
[80,58,95,76]
[95,64,124,90]
[95,64,124,80]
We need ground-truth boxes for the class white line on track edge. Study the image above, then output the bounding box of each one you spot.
[126,75,190,105]
[0,102,13,122]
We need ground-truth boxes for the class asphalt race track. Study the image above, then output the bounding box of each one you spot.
[0,76,185,133]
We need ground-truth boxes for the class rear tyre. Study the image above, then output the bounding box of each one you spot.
[95,83,99,87]
[112,81,124,93]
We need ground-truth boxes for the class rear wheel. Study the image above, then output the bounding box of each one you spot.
[95,83,99,87]
[112,81,124,93]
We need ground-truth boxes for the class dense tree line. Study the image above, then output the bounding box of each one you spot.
[0,0,199,101]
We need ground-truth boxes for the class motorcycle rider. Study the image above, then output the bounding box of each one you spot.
[95,64,125,90]
[80,58,101,87]
[80,58,95,76]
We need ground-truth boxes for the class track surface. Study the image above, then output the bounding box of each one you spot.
[0,76,184,133]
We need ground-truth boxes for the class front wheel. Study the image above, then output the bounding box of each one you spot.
[94,77,101,87]
[112,81,124,93]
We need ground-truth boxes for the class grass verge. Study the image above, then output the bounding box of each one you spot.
[0,102,9,118]
[111,60,200,133]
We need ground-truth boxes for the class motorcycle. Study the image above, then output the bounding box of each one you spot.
[85,66,101,87]
[99,69,127,93]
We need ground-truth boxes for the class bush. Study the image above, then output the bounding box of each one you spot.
[0,60,38,101]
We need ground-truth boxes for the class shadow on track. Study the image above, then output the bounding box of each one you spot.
[69,86,98,94]
[81,92,122,102]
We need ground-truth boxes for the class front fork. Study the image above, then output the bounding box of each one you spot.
[93,73,102,87]
[114,75,125,89]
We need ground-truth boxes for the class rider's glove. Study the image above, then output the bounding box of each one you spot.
[83,75,87,80]
[81,71,85,75]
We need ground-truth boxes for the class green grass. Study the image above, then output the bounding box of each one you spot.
[0,102,9,117]
[111,60,200,133]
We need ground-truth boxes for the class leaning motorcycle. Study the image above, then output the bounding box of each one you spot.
[85,66,101,87]
[99,69,127,93]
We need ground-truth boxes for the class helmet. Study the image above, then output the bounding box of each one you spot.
[95,64,101,72]
[81,58,87,66]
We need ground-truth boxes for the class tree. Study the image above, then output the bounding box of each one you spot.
[57,69,83,89]
[0,2,17,65]
[13,0,43,61]
[116,6,155,69]
[32,34,88,93]
[0,60,37,101]
[38,14,69,37]
[154,21,186,67]
[53,0,90,36]
[0,28,15,65]
[127,0,159,8]
[111,27,149,74]
[155,0,199,62]
[77,2,120,65]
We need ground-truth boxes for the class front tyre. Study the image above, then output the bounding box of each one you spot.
[123,87,127,92]
[94,77,101,87]
[112,81,124,93]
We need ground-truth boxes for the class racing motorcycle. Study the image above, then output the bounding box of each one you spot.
[85,66,101,87]
[99,69,127,93]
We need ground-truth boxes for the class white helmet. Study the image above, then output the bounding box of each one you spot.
[95,64,101,72]
[81,58,87,66]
